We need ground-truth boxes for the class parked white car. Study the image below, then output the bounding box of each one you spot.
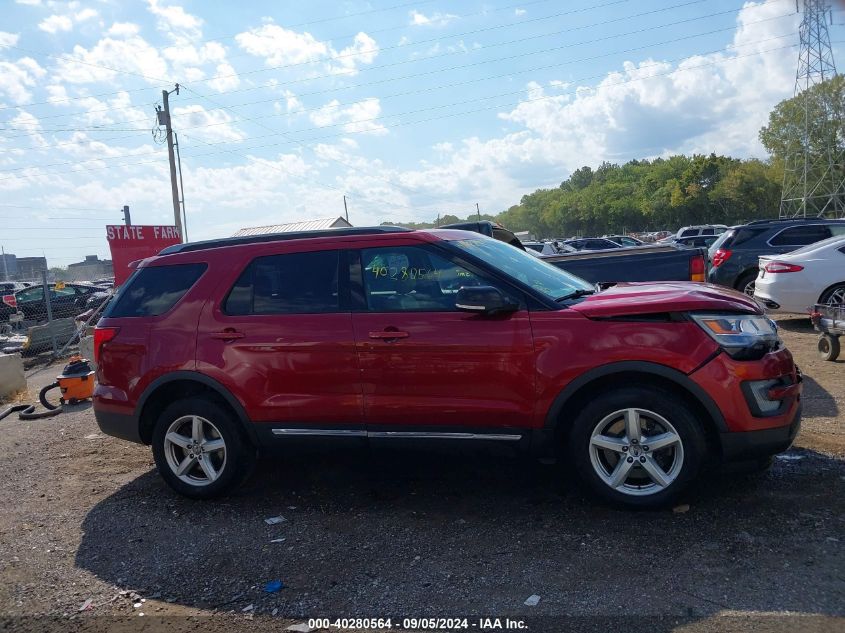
[754,235,845,313]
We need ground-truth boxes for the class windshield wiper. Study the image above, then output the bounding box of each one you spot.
[555,288,596,302]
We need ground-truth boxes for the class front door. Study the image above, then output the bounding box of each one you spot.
[196,248,363,427]
[351,244,535,430]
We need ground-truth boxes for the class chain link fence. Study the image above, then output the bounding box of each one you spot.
[1,270,113,367]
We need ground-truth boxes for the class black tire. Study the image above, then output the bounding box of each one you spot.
[735,270,758,298]
[152,397,256,499]
[818,335,840,362]
[568,387,707,510]
[819,283,845,306]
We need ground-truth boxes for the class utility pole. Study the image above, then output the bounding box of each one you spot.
[122,205,131,226]
[158,84,184,241]
[1,246,8,282]
[175,132,188,241]
[779,0,845,218]
[343,195,349,223]
[476,202,481,220]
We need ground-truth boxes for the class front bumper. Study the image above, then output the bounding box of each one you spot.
[720,403,802,461]
[689,347,802,460]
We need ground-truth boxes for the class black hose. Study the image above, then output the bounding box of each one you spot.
[39,382,61,410]
[0,402,62,421]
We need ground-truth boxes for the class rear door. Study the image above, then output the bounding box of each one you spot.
[350,243,535,430]
[195,248,363,429]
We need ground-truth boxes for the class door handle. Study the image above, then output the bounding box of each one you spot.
[369,330,409,340]
[211,330,245,340]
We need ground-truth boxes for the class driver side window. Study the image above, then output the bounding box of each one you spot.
[360,246,492,312]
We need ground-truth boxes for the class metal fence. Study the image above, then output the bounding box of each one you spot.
[1,270,113,363]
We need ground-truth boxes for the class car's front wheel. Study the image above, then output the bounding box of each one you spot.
[569,387,706,509]
[152,397,256,499]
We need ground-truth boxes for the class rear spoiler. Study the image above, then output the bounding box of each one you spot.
[440,221,526,251]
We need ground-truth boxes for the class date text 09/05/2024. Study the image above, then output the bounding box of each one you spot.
[306,618,528,630]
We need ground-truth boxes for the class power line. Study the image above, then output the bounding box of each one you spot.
[7,0,721,125]
[0,17,798,179]
[0,0,792,154]
[0,0,587,112]
[0,39,803,185]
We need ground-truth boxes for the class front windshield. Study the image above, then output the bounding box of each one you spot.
[449,237,594,301]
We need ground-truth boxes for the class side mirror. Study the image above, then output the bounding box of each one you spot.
[455,286,518,315]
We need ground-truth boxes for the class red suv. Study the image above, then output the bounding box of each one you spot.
[93,227,801,508]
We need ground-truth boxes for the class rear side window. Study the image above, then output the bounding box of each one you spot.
[224,251,339,315]
[718,227,767,248]
[108,263,206,317]
[680,229,697,237]
[769,225,832,246]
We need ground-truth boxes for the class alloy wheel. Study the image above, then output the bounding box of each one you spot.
[163,415,227,486]
[743,280,756,297]
[588,408,684,496]
[824,286,845,305]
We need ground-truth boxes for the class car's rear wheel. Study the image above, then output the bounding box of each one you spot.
[819,283,845,306]
[736,270,758,298]
[152,397,255,499]
[569,387,706,509]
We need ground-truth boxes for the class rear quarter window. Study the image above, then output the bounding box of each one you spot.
[107,263,206,317]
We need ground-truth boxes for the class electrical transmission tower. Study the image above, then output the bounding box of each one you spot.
[779,0,845,219]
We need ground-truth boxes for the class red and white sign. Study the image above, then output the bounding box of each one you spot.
[106,225,181,286]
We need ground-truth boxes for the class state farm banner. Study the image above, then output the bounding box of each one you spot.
[106,225,181,286]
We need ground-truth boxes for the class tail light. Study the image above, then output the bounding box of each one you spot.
[711,248,732,268]
[764,261,804,273]
[93,326,119,363]
[2,294,16,309]
[689,254,706,282]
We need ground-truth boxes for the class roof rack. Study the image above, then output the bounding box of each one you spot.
[745,217,845,225]
[158,226,412,254]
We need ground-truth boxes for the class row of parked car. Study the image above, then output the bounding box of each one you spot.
[519,218,845,314]
[0,278,114,326]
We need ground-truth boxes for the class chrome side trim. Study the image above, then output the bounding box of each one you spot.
[270,429,522,441]
[367,431,521,441]
[271,429,367,438]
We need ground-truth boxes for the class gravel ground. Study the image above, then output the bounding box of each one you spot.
[0,315,842,632]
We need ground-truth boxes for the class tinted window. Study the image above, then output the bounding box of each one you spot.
[716,227,767,249]
[16,287,43,302]
[702,228,715,235]
[679,229,697,237]
[769,225,832,246]
[361,246,493,312]
[224,251,339,315]
[109,263,206,317]
[830,224,845,236]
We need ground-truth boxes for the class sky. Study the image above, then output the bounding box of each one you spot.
[0,0,842,268]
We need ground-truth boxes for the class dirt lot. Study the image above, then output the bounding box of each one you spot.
[0,316,842,632]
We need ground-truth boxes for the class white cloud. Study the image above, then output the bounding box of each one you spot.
[38,14,73,34]
[409,10,458,27]
[0,31,19,47]
[515,8,526,16]
[309,97,387,135]
[206,63,240,92]
[74,8,97,22]
[15,0,41,5]
[235,24,378,75]
[173,104,245,142]
[0,56,46,103]
[54,36,169,84]
[147,0,203,42]
[106,22,140,37]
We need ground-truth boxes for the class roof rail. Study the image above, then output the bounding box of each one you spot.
[745,217,845,225]
[158,226,412,254]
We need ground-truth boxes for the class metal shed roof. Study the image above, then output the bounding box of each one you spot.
[232,217,352,236]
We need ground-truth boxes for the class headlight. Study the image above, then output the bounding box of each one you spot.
[690,313,779,360]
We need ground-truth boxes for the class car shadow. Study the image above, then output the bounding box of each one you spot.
[800,374,840,417]
[73,444,845,626]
